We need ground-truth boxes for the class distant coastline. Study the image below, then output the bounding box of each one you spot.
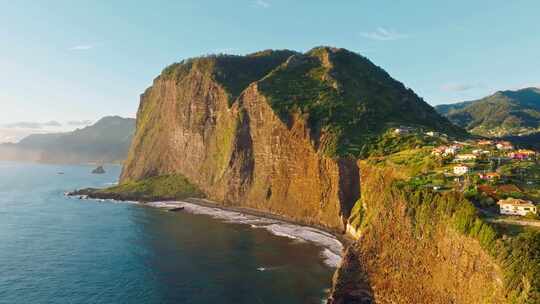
[0,116,134,164]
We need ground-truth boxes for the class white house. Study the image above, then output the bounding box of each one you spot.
[425,131,440,137]
[498,198,537,216]
[394,126,414,135]
[453,164,469,175]
[445,147,458,155]
[432,146,447,156]
[455,154,477,161]
[477,140,493,146]
[496,141,514,150]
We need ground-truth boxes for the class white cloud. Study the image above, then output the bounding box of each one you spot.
[441,83,482,92]
[0,119,98,143]
[3,121,62,129]
[0,121,66,143]
[360,27,408,41]
[67,120,93,126]
[253,0,270,8]
[69,44,94,51]
[0,128,52,143]
[513,83,540,90]
[212,48,239,54]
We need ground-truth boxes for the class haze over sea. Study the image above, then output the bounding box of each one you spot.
[0,162,334,304]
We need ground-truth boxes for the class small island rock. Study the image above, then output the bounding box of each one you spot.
[92,165,106,174]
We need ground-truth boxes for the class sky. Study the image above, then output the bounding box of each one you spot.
[0,1,539,141]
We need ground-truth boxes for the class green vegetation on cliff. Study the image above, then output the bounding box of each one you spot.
[153,46,466,159]
[161,50,296,105]
[96,46,540,303]
[348,164,540,303]
[410,189,539,303]
[362,129,446,159]
[400,187,539,303]
[126,50,296,182]
[258,47,465,157]
[90,174,204,202]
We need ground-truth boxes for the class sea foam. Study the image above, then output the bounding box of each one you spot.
[74,198,344,267]
[147,201,344,268]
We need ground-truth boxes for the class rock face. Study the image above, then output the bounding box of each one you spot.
[121,53,355,229]
[330,164,507,304]
[327,246,374,304]
[115,47,525,303]
[120,47,460,230]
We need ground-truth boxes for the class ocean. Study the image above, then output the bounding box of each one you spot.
[0,162,337,303]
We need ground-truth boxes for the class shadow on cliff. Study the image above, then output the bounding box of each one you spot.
[327,244,374,304]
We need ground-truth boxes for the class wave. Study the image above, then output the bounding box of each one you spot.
[150,201,344,268]
[71,198,344,267]
[65,193,138,205]
[256,266,285,272]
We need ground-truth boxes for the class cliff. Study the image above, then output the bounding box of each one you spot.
[119,47,460,230]
[330,164,539,303]
[329,164,506,303]
[91,47,539,303]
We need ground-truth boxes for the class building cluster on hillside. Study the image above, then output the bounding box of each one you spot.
[478,172,500,181]
[430,139,539,217]
[393,126,416,135]
[509,149,537,160]
[432,140,536,166]
[431,143,465,157]
[387,127,539,218]
[393,127,449,139]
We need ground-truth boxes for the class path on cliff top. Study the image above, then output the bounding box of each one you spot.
[485,217,540,228]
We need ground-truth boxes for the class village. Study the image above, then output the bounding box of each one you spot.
[392,126,540,221]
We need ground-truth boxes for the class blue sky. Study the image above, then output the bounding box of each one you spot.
[1,0,539,136]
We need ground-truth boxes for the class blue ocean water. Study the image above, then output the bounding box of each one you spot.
[0,162,334,304]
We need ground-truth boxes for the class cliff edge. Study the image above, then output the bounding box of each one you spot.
[92,47,540,303]
[119,47,459,231]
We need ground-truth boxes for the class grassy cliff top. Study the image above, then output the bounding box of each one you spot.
[155,46,466,158]
[258,47,466,157]
[88,174,204,202]
[160,50,297,104]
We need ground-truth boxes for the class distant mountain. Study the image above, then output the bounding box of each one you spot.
[0,116,135,163]
[435,87,540,137]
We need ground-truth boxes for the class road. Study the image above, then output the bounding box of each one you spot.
[485,217,540,227]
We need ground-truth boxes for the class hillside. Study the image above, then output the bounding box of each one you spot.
[330,163,540,303]
[436,88,540,137]
[79,47,540,303]
[118,46,463,230]
[0,116,135,163]
[256,47,466,156]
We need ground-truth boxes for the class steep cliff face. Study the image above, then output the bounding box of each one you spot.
[329,164,507,303]
[120,47,459,230]
[120,50,360,229]
[112,47,536,303]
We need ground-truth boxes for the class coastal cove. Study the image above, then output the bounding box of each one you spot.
[0,162,338,304]
[69,198,346,268]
